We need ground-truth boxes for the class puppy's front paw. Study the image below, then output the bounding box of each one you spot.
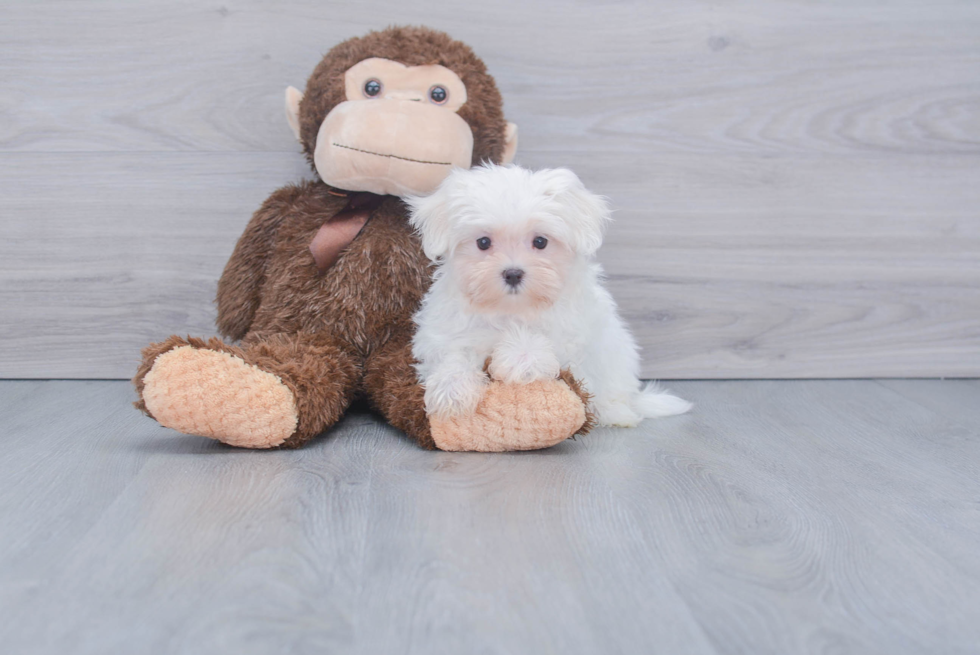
[488,330,560,384]
[423,367,489,418]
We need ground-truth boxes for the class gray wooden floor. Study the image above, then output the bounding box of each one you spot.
[1,380,978,654]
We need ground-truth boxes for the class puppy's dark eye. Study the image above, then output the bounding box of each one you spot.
[364,79,382,97]
[429,85,448,104]
[476,237,492,250]
[532,236,548,250]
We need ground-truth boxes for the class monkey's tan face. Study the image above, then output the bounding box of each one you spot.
[313,59,473,196]
[301,58,475,196]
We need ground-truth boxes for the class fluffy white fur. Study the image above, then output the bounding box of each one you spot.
[406,164,692,427]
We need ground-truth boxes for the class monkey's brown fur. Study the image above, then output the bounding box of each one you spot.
[133,26,590,449]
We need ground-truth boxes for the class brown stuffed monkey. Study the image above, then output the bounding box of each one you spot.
[133,26,590,452]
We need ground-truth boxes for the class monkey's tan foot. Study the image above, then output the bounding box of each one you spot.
[430,378,587,452]
[140,345,298,449]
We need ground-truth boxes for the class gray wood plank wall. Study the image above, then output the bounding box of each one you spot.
[1,1,978,379]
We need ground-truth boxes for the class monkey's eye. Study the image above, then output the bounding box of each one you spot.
[364,79,382,98]
[429,85,448,104]
[532,236,548,250]
[476,237,492,250]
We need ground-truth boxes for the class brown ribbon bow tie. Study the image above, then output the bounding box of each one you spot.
[309,191,384,273]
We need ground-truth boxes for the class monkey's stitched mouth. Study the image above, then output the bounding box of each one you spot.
[332,142,452,166]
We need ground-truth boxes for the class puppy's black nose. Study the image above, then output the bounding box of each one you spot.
[503,268,524,287]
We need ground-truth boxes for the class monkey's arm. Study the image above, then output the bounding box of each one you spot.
[215,185,305,341]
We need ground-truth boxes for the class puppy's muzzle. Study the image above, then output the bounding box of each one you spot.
[502,268,524,288]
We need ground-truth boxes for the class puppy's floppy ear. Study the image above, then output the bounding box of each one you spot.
[537,168,611,256]
[405,168,464,261]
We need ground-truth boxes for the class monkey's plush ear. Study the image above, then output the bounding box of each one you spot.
[538,168,611,256]
[405,170,464,261]
[285,86,304,141]
[501,122,518,165]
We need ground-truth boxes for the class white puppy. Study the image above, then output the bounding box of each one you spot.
[406,164,691,427]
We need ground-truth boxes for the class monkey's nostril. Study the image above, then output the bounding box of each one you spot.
[503,268,524,287]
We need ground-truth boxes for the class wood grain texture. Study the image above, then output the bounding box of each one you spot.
[1,379,979,654]
[1,0,978,378]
